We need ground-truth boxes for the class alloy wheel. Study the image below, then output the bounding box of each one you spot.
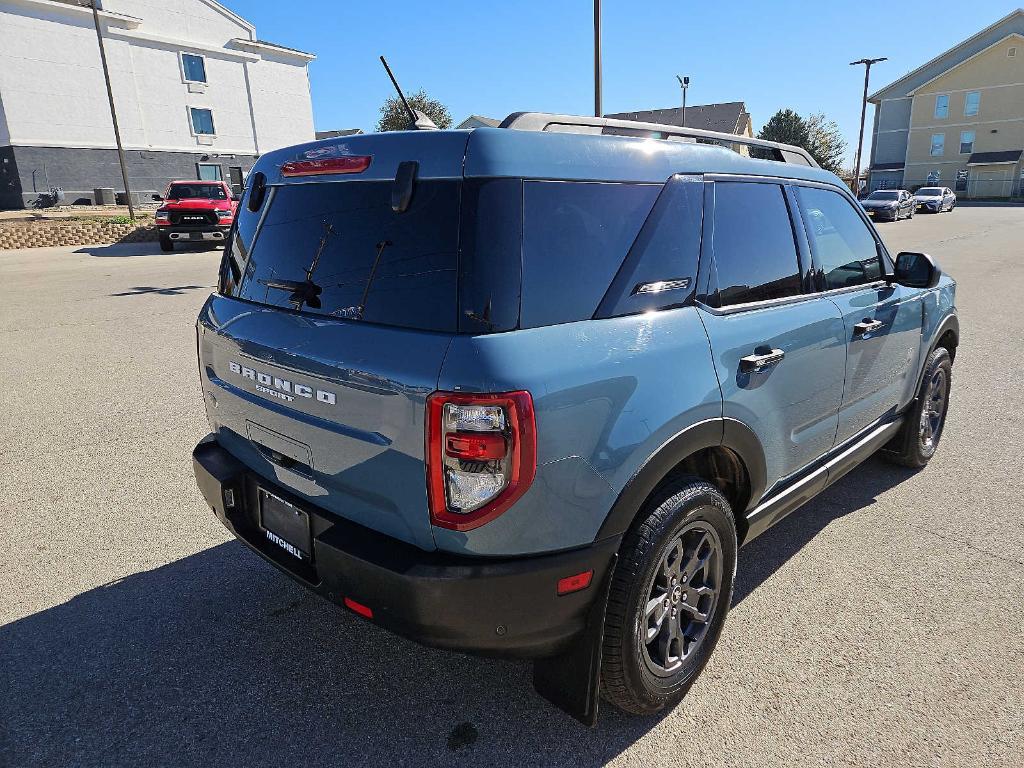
[919,367,948,451]
[641,522,723,677]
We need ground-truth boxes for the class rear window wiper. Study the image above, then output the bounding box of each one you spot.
[258,220,335,310]
[335,240,392,320]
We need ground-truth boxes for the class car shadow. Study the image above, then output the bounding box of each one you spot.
[734,455,918,604]
[75,242,221,257]
[109,284,214,297]
[1,457,916,767]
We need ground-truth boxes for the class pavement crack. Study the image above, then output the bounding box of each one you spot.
[911,525,1024,568]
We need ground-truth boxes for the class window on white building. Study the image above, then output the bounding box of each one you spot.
[930,133,945,156]
[189,107,216,136]
[181,53,207,84]
[197,163,223,181]
[934,94,949,119]
[964,91,980,117]
[959,131,975,154]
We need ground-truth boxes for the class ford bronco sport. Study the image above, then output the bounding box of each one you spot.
[192,113,959,725]
[156,180,236,251]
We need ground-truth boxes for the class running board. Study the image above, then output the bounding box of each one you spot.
[743,418,904,543]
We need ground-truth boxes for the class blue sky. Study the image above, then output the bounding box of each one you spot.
[222,1,1019,167]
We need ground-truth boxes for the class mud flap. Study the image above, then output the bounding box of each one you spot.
[532,553,617,727]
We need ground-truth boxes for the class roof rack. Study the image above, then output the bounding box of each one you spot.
[499,112,818,168]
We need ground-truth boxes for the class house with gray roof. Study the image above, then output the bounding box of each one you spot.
[604,101,753,137]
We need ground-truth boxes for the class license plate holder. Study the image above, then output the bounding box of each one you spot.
[189,232,203,240]
[259,489,312,561]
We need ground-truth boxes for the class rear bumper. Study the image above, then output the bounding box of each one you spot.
[192,436,619,658]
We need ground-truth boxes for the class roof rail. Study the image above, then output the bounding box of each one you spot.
[499,112,819,168]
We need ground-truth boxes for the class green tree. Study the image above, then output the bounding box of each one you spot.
[757,109,810,148]
[376,89,453,132]
[804,112,847,175]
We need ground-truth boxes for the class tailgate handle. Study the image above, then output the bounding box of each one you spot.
[255,443,313,478]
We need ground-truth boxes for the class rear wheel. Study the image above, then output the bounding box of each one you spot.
[601,479,737,715]
[159,235,173,252]
[883,346,952,467]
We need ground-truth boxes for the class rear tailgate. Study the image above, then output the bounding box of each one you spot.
[199,131,470,551]
[198,300,450,551]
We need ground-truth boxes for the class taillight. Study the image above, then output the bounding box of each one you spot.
[280,155,371,177]
[426,391,536,531]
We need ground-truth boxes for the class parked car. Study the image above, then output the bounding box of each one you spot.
[914,186,956,213]
[191,115,959,725]
[859,189,916,220]
[155,180,237,252]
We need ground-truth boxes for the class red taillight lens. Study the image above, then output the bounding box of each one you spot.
[280,155,371,177]
[426,391,536,531]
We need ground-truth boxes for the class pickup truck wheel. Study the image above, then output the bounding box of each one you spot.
[600,479,737,715]
[159,235,173,252]
[883,346,952,467]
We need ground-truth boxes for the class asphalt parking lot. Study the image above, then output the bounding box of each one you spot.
[2,206,1022,767]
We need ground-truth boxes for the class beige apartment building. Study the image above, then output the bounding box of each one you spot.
[868,9,1024,197]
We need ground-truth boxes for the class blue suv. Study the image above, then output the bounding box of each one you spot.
[192,113,958,725]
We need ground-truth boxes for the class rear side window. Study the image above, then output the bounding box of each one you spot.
[521,181,660,328]
[711,182,801,306]
[597,175,704,317]
[796,186,882,290]
[224,180,459,332]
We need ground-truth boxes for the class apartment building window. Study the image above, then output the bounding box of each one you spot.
[1009,47,1017,57]
[959,131,975,154]
[934,94,949,119]
[930,133,945,156]
[197,163,223,181]
[964,91,980,117]
[181,53,207,84]
[189,107,216,136]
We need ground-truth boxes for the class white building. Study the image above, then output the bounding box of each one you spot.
[0,0,316,208]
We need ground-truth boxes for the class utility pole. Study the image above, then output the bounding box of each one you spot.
[850,57,887,197]
[676,74,690,127]
[593,0,602,117]
[90,1,135,219]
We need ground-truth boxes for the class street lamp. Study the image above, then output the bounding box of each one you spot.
[594,0,602,117]
[676,75,689,127]
[850,57,887,196]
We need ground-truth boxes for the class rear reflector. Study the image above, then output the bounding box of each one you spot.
[445,432,507,461]
[281,155,371,177]
[556,570,593,596]
[343,597,373,619]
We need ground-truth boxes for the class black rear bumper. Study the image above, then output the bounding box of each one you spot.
[193,436,619,658]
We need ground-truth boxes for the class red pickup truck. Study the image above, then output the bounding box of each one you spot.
[155,180,237,252]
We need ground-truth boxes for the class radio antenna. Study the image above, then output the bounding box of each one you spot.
[379,55,437,130]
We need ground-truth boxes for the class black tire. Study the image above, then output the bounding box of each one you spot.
[601,478,737,715]
[883,346,952,467]
[159,235,173,252]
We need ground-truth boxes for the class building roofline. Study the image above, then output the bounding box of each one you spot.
[869,8,1024,102]
[198,0,256,38]
[908,33,1024,95]
[228,38,315,61]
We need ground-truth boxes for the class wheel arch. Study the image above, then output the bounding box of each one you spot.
[595,418,767,545]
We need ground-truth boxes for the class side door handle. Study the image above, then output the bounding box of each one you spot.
[739,347,785,372]
[853,318,884,337]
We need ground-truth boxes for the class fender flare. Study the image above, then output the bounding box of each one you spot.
[595,417,767,541]
[914,312,959,395]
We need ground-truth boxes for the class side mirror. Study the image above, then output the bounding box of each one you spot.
[892,251,941,289]
[232,194,240,202]
[152,194,163,202]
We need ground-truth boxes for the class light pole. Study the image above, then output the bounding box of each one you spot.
[676,75,689,126]
[90,0,135,219]
[594,0,602,117]
[850,57,887,197]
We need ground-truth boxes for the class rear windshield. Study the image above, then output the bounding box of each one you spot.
[222,180,459,332]
[916,188,942,195]
[867,191,899,200]
[168,183,226,200]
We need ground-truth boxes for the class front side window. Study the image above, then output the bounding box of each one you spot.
[190,107,215,135]
[964,91,980,117]
[711,182,801,306]
[182,53,207,83]
[797,186,883,290]
[934,94,949,119]
[930,133,945,156]
[960,131,976,154]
